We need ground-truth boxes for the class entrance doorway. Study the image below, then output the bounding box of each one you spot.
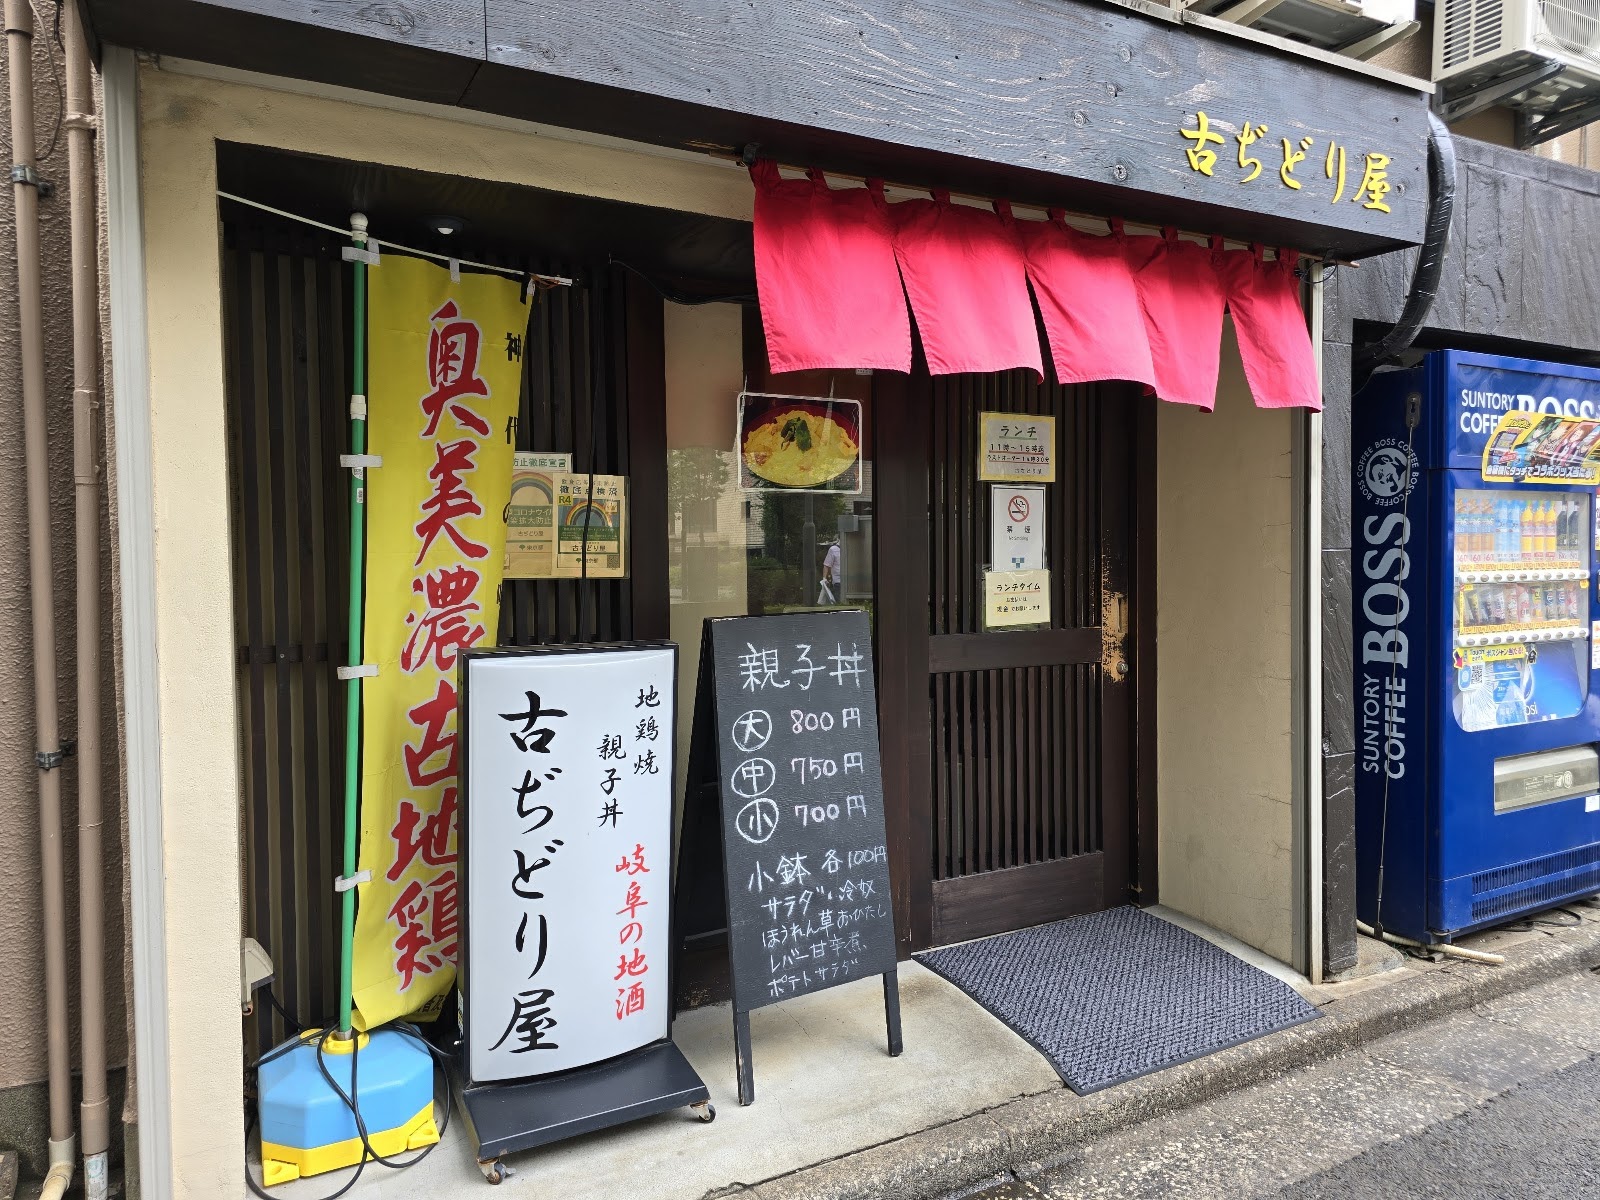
[876,369,1152,950]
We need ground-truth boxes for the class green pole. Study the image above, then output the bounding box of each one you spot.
[338,213,371,1038]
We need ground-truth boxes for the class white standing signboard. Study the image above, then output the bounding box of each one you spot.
[461,645,676,1083]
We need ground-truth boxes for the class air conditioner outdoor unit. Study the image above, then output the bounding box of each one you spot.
[1434,0,1600,144]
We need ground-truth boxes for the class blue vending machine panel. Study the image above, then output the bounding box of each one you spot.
[1354,351,1600,942]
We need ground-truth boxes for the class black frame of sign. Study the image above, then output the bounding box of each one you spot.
[454,641,713,1179]
[680,612,904,1106]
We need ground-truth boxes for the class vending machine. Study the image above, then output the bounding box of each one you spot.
[1353,349,1600,944]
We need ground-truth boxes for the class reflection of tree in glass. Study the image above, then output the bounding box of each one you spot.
[669,447,734,603]
[668,447,732,548]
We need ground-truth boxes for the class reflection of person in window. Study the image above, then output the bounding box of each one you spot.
[819,539,840,605]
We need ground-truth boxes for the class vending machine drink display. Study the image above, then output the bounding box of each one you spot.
[1354,350,1600,943]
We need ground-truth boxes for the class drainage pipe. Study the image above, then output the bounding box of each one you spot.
[1351,110,1458,392]
[1356,920,1505,966]
[5,2,77,1196]
[63,3,110,1197]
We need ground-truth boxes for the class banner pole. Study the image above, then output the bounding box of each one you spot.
[338,213,371,1038]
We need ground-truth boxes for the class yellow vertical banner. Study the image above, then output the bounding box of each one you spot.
[352,254,529,1028]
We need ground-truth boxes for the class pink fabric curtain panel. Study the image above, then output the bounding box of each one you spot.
[888,194,1042,379]
[1217,247,1324,412]
[747,161,1322,412]
[1021,214,1156,391]
[749,160,911,374]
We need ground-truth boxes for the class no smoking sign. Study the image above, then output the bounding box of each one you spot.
[991,484,1045,571]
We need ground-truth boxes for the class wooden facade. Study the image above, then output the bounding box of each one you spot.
[86,0,1433,258]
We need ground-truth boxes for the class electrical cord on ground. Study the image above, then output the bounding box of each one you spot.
[1535,907,1584,928]
[243,1020,452,1200]
[266,987,305,1035]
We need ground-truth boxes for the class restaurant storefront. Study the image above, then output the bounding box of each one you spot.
[89,1,1438,1190]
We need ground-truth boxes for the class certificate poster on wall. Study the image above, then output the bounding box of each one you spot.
[737,392,863,494]
[553,473,628,578]
[990,484,1046,571]
[503,452,572,579]
[455,643,712,1168]
[978,411,1055,482]
[984,568,1051,629]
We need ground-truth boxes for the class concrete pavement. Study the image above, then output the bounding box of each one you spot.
[243,900,1600,1200]
[961,967,1600,1199]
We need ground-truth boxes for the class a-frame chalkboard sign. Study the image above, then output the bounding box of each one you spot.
[678,610,903,1104]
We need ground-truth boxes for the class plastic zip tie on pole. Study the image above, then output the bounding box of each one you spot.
[336,664,378,680]
[333,871,371,893]
[350,393,367,420]
[341,242,380,266]
[339,454,382,470]
[448,257,460,283]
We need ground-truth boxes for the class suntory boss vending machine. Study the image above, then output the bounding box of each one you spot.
[1354,350,1600,944]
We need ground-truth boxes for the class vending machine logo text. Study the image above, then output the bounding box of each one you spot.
[1359,508,1412,779]
[1356,438,1418,508]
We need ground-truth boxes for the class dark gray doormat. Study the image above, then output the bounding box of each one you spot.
[915,906,1320,1094]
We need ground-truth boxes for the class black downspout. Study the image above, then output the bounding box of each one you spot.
[1352,110,1459,392]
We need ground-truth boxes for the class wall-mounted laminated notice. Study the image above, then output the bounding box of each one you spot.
[553,473,627,578]
[984,568,1051,629]
[681,609,902,1105]
[504,452,572,579]
[979,411,1055,482]
[990,484,1046,571]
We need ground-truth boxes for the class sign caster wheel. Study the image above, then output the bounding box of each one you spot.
[692,1101,717,1124]
[479,1159,511,1185]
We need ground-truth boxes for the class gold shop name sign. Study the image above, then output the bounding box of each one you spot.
[1180,111,1395,214]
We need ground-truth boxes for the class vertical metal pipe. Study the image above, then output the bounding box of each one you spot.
[4,0,76,1188]
[338,213,370,1037]
[63,2,110,1193]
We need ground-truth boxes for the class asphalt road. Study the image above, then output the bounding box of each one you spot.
[1276,1052,1600,1199]
[966,967,1600,1200]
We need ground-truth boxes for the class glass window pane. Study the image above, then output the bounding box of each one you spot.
[1451,487,1591,731]
[663,302,875,795]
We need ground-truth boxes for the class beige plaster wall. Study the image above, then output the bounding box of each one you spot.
[1156,324,1296,966]
[0,16,131,1159]
[132,61,750,1196]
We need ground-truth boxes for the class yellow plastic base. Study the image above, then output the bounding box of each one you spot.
[260,1103,438,1187]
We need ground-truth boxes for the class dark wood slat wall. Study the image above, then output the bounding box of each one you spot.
[224,217,658,1053]
[224,227,351,1055]
[873,368,932,952]
[500,267,663,646]
[924,373,1113,890]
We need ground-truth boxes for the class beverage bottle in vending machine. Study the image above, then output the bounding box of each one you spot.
[1521,500,1537,564]
[1499,499,1517,565]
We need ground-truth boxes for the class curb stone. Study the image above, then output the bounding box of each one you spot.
[728,918,1600,1200]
